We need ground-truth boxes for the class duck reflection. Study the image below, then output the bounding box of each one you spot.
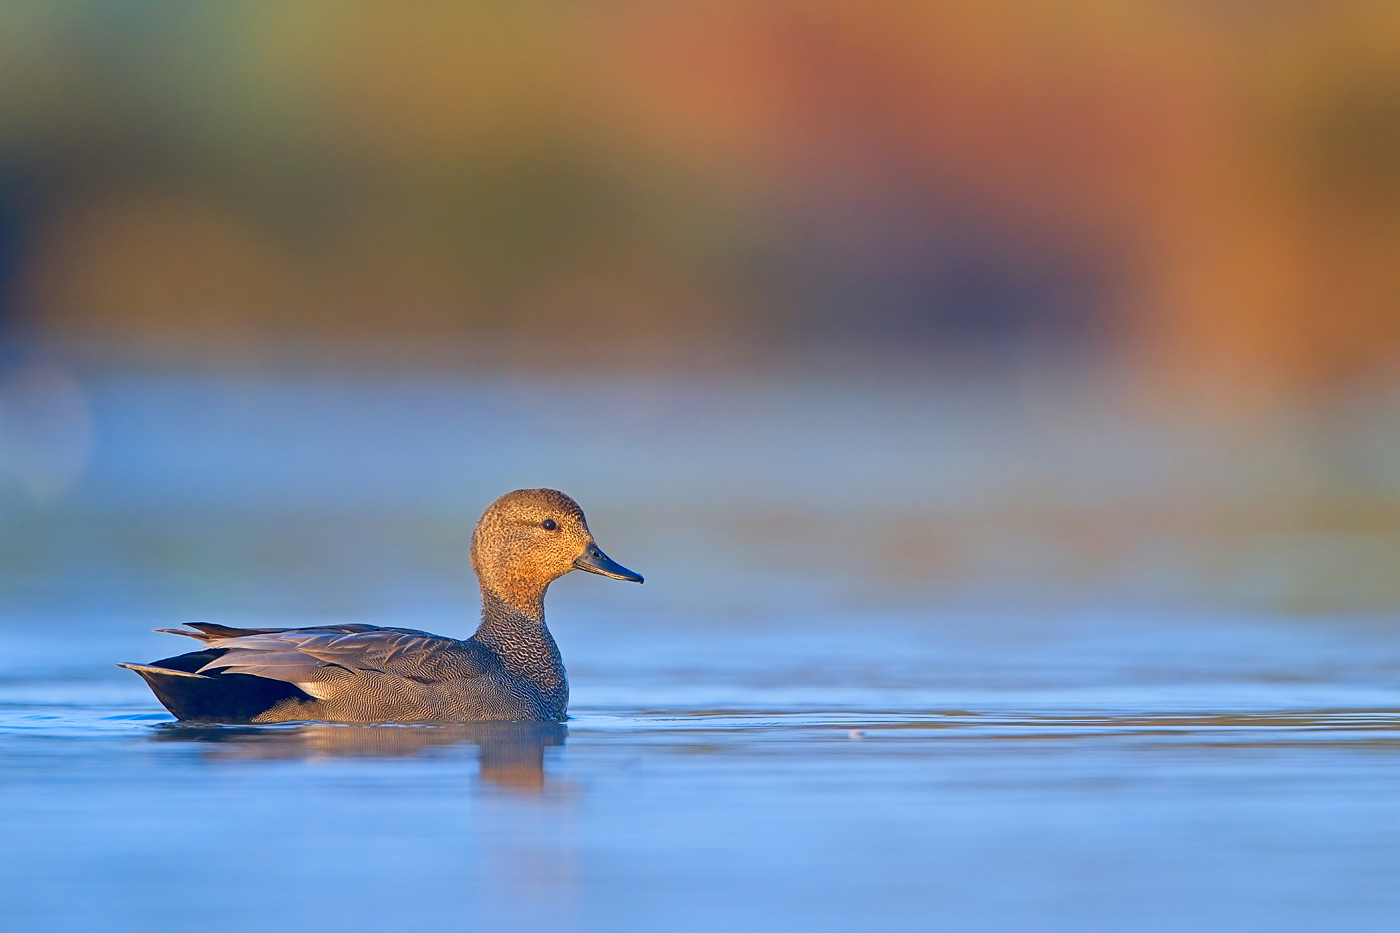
[151,720,566,789]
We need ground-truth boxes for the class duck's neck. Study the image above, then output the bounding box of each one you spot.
[471,588,567,699]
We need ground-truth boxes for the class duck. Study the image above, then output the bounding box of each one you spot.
[118,488,642,723]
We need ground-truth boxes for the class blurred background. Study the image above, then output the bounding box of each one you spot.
[2,0,1400,619]
[7,7,1400,931]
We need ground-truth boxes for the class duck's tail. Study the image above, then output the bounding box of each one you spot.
[119,647,313,723]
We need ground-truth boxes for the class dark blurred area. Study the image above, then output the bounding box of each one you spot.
[0,1,1392,385]
[2,2,1400,616]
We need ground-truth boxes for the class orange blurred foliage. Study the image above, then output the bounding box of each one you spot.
[0,1,1395,392]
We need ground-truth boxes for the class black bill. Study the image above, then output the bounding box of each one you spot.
[573,544,644,583]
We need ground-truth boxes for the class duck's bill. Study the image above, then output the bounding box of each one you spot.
[574,545,644,583]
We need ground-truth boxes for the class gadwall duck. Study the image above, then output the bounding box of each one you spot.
[119,489,642,723]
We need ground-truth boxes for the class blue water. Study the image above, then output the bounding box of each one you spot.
[3,370,1400,931]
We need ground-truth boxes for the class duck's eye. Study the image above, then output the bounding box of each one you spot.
[541,519,558,531]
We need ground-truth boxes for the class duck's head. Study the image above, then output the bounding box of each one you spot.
[471,488,643,611]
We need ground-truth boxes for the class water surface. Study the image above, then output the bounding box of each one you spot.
[3,372,1400,931]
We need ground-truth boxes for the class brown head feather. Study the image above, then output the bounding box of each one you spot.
[470,488,595,616]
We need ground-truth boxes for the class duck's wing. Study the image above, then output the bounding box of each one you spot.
[197,627,489,693]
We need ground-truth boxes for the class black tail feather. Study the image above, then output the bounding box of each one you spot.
[122,648,313,723]
[152,647,228,673]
